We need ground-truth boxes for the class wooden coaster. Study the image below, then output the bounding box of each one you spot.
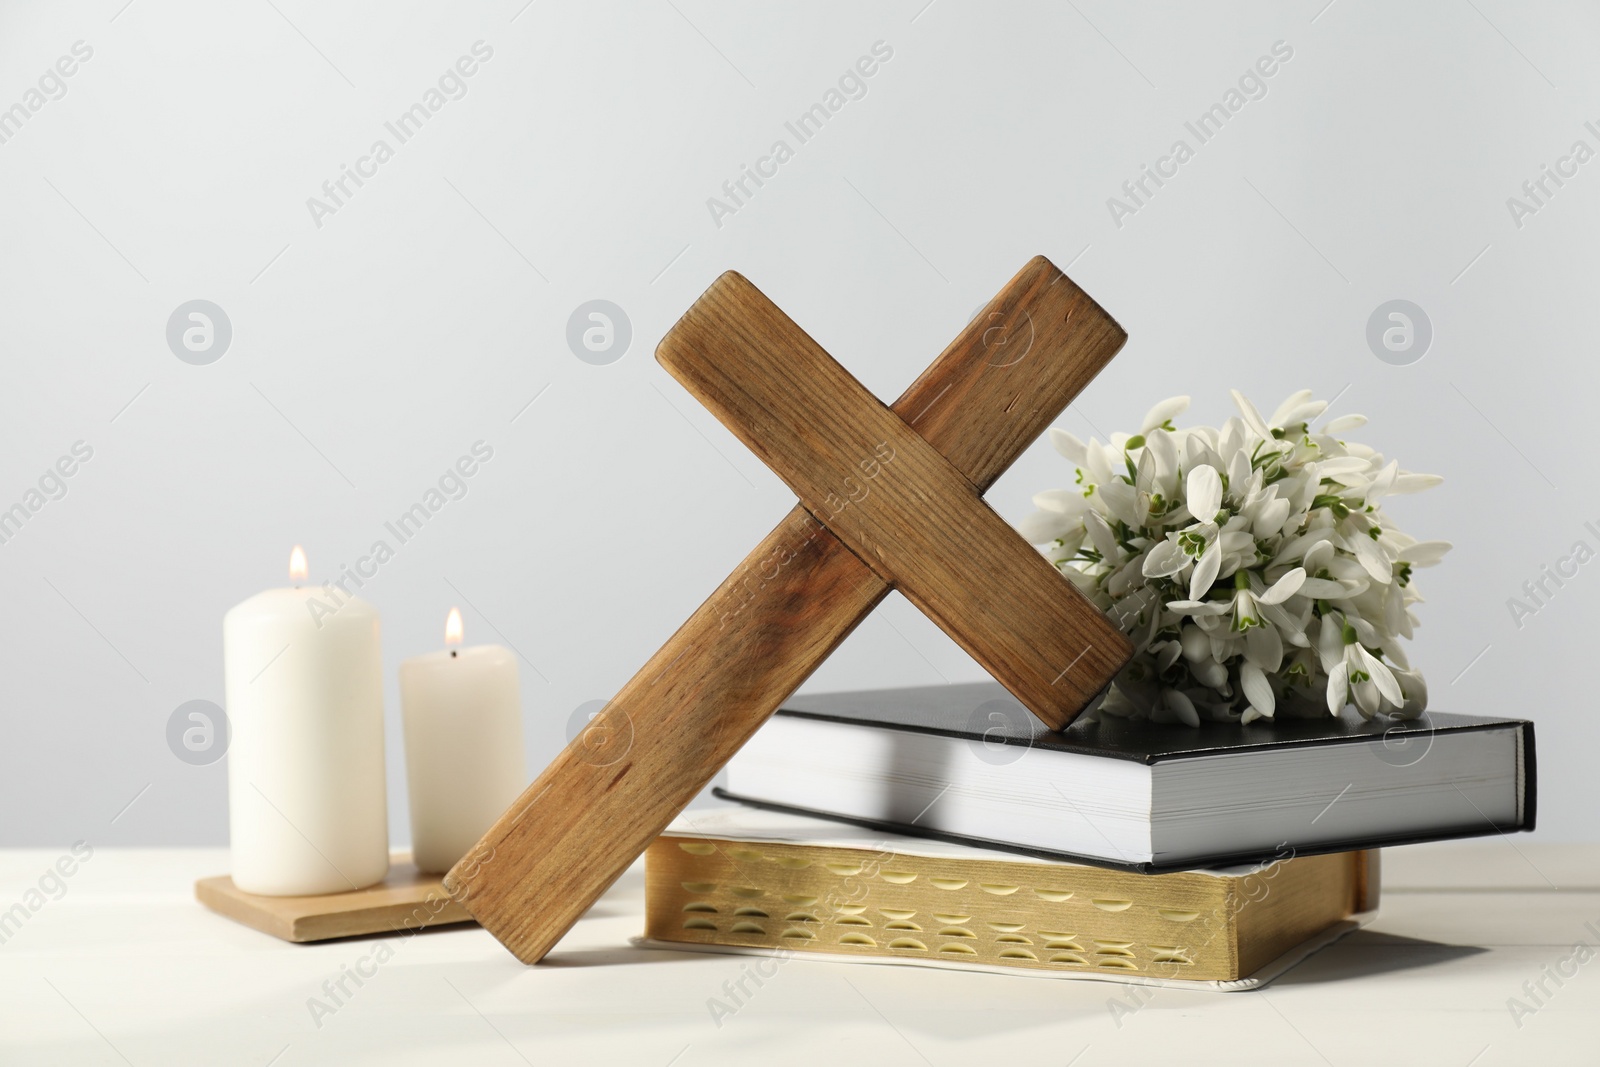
[195,854,475,943]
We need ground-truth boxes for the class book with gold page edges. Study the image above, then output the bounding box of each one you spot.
[637,809,1378,989]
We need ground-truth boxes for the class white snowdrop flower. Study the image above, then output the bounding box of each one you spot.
[1320,413,1367,435]
[1230,389,1274,440]
[1189,539,1223,601]
[1016,509,1077,544]
[1390,471,1445,495]
[1187,465,1223,525]
[1049,427,1088,466]
[1141,395,1191,434]
[1016,391,1448,725]
[1397,541,1451,567]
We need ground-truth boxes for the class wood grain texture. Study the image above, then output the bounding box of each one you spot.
[895,263,1130,490]
[446,257,1131,964]
[656,271,1131,723]
[447,507,888,963]
[195,856,470,943]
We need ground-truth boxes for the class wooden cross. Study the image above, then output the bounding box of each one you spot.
[444,256,1135,963]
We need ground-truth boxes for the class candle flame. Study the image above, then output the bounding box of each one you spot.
[445,606,463,646]
[288,544,308,582]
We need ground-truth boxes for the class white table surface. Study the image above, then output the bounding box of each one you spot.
[1,837,1595,1066]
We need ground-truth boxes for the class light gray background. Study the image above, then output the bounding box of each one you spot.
[1,0,1590,847]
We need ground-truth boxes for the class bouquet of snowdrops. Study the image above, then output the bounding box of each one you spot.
[1018,391,1449,725]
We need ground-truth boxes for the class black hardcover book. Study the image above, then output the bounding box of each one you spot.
[716,681,1536,872]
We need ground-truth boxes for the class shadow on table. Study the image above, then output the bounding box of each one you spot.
[1275,930,1487,985]
[541,944,705,968]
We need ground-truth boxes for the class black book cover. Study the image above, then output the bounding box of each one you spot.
[715,681,1537,873]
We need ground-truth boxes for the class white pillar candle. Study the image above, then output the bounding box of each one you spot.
[223,545,389,896]
[400,608,527,874]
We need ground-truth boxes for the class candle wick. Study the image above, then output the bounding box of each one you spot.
[450,650,457,658]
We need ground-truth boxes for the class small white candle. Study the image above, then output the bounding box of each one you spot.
[223,545,389,896]
[400,608,527,874]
